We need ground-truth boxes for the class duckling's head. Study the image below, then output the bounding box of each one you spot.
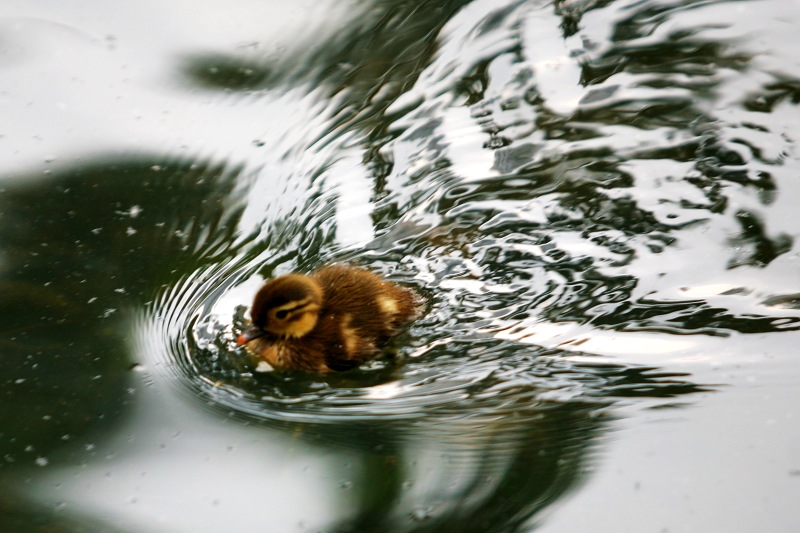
[237,274,323,344]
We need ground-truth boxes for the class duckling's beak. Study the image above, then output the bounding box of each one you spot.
[237,324,266,346]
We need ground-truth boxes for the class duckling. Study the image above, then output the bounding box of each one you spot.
[237,264,420,373]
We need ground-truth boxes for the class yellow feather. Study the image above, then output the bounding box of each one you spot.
[339,313,358,356]
[376,294,400,317]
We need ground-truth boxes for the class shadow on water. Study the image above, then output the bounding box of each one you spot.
[0,158,247,430]
[2,0,800,531]
[0,158,246,530]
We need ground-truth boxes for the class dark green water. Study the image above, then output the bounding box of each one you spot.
[1,0,799,531]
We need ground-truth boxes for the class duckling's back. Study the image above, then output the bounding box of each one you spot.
[311,265,419,367]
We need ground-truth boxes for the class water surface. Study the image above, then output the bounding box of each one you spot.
[1,0,799,531]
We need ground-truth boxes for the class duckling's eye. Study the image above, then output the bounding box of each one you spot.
[275,309,289,320]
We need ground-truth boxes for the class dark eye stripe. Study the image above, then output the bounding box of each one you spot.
[282,303,305,312]
[274,300,314,320]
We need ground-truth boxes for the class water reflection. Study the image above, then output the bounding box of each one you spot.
[2,0,799,531]
[0,150,710,531]
[325,399,603,533]
[0,159,244,467]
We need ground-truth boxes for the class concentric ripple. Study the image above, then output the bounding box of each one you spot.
[137,241,710,434]
[139,0,800,431]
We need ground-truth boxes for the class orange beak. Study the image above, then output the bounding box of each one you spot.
[237,324,266,346]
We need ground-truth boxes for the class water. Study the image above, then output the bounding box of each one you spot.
[1,0,799,531]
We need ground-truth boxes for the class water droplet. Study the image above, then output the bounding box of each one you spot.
[410,506,435,522]
[255,361,274,373]
[35,456,48,467]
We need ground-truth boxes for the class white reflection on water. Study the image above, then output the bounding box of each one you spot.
[0,0,361,179]
[4,0,800,530]
[20,319,341,533]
